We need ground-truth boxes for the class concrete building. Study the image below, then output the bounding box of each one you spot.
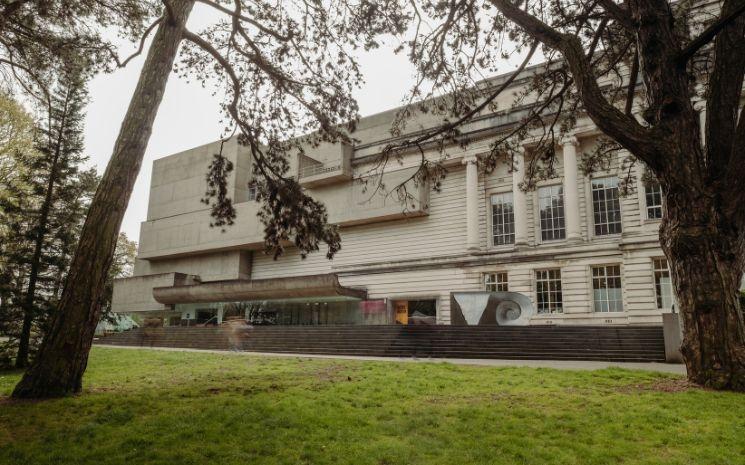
[112,65,677,328]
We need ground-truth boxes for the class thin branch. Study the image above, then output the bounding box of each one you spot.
[487,0,658,164]
[115,17,163,68]
[624,47,639,115]
[596,0,635,30]
[385,41,538,154]
[677,0,745,66]
[195,0,292,41]
[182,29,283,181]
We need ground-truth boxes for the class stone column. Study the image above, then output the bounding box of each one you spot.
[463,155,480,251]
[512,148,529,246]
[562,136,582,242]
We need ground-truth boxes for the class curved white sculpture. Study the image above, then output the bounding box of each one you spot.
[493,292,534,326]
[451,291,534,326]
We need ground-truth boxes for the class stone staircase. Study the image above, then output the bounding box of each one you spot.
[95,325,667,362]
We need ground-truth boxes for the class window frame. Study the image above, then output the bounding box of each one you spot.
[644,179,663,221]
[590,264,624,313]
[652,258,674,310]
[247,180,258,202]
[537,184,567,242]
[489,192,516,247]
[535,268,563,314]
[590,176,623,237]
[484,272,509,292]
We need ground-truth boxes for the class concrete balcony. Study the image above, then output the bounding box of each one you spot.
[137,201,265,260]
[297,143,353,188]
[319,166,430,226]
[137,167,429,261]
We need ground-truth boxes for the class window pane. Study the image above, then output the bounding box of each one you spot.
[645,180,663,219]
[485,272,509,292]
[592,265,623,312]
[538,185,566,241]
[592,177,622,235]
[653,258,673,309]
[491,193,515,246]
[535,269,563,314]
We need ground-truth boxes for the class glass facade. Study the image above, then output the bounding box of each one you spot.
[175,297,391,326]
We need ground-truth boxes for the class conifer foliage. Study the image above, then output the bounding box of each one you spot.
[0,77,97,369]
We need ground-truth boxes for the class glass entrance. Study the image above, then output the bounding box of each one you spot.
[392,299,437,325]
[175,297,390,326]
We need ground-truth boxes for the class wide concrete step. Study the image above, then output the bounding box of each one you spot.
[97,336,664,348]
[97,325,666,362]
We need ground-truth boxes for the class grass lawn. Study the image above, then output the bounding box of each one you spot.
[0,348,743,465]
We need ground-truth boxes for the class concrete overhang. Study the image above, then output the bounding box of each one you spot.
[152,273,367,304]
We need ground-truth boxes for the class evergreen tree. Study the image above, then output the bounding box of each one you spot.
[0,75,97,369]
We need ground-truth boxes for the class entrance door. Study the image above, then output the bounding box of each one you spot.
[394,301,408,325]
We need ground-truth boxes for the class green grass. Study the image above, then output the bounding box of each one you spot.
[0,348,743,465]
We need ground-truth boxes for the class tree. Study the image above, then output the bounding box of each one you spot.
[12,0,406,398]
[100,232,138,322]
[13,73,92,368]
[0,92,34,187]
[1,1,157,100]
[0,77,97,369]
[380,0,745,390]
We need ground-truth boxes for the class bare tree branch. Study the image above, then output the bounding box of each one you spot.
[112,16,163,68]
[195,0,292,41]
[596,0,635,30]
[624,47,639,115]
[677,0,745,66]
[384,41,538,155]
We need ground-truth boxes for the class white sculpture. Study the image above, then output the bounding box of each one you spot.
[451,291,534,326]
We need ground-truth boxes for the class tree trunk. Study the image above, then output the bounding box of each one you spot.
[11,0,194,398]
[661,184,745,391]
[14,89,71,369]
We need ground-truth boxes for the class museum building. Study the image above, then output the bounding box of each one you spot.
[112,64,677,329]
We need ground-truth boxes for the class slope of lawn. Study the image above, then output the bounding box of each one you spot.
[0,347,743,465]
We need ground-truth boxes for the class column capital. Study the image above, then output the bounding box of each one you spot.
[561,135,580,147]
[462,154,478,165]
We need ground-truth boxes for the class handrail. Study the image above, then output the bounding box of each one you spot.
[298,161,343,178]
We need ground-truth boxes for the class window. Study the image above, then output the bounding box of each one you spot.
[535,269,563,314]
[407,300,437,325]
[645,180,663,220]
[485,272,509,292]
[490,192,515,246]
[591,176,622,235]
[248,181,258,201]
[653,258,674,309]
[592,265,623,312]
[538,185,566,241]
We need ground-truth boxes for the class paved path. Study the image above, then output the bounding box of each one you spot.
[95,344,686,375]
